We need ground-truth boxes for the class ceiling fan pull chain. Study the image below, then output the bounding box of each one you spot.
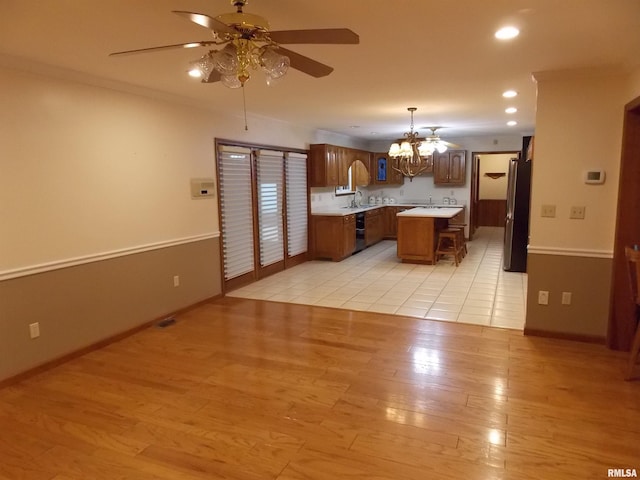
[242,84,248,131]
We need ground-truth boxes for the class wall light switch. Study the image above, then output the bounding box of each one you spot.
[541,205,556,218]
[561,292,572,305]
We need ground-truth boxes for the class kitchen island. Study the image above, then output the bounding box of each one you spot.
[396,207,464,264]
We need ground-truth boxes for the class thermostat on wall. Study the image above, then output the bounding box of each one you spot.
[584,170,606,184]
[190,178,216,198]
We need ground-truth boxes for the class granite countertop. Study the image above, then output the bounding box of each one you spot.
[311,203,465,217]
[396,206,464,218]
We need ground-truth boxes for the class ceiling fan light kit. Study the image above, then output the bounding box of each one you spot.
[388,108,451,180]
[111,0,359,89]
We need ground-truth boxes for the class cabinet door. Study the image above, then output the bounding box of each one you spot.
[353,159,370,186]
[433,152,450,184]
[343,215,356,256]
[309,144,339,187]
[434,150,466,185]
[448,151,466,184]
[337,147,351,186]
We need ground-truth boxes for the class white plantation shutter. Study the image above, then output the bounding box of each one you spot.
[257,150,285,267]
[218,146,254,280]
[286,152,308,257]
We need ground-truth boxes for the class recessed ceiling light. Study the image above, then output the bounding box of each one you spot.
[495,26,520,40]
[505,107,518,114]
[507,120,518,126]
[502,90,518,98]
[349,125,360,129]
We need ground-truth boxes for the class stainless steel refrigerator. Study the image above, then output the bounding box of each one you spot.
[503,136,533,272]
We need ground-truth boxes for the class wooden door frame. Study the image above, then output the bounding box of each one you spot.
[608,96,640,350]
[470,150,519,239]
[214,138,308,294]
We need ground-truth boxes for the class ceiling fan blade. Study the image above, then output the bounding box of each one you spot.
[172,10,237,36]
[269,28,359,45]
[109,41,216,56]
[277,47,333,78]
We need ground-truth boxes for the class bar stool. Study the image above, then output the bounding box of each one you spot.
[435,228,464,266]
[624,246,640,380]
[448,224,467,257]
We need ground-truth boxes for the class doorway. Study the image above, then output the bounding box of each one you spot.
[609,96,640,350]
[470,151,519,238]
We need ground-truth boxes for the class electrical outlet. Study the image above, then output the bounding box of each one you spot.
[561,292,572,305]
[538,290,549,305]
[173,275,180,287]
[29,322,40,339]
[569,206,586,219]
[541,205,556,218]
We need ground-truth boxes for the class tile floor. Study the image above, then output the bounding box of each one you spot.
[228,227,527,329]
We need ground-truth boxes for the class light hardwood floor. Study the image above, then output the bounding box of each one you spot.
[1,297,639,479]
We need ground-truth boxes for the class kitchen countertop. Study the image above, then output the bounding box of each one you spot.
[396,206,463,218]
[311,204,464,216]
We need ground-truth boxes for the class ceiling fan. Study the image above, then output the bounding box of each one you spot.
[422,127,459,153]
[109,0,359,88]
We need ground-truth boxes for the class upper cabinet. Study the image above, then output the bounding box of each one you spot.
[310,144,370,187]
[309,144,344,187]
[370,153,404,185]
[433,150,466,185]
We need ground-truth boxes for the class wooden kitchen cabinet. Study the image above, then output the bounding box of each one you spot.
[310,144,371,187]
[309,144,338,187]
[434,150,466,185]
[383,206,410,239]
[352,158,370,187]
[311,214,355,261]
[365,208,384,246]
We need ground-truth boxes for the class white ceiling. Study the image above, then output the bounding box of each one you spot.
[1,0,639,143]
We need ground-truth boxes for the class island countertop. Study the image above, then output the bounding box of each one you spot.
[396,207,463,218]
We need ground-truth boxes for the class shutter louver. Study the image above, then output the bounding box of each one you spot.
[219,146,254,280]
[286,152,308,257]
[257,150,284,267]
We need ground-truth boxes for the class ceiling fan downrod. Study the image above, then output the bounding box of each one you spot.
[232,0,248,12]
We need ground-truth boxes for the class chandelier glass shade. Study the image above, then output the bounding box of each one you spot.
[388,108,448,179]
[188,39,290,88]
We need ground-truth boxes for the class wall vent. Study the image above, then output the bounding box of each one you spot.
[156,317,176,328]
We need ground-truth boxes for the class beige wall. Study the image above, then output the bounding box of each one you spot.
[0,63,340,382]
[478,153,512,200]
[526,67,640,338]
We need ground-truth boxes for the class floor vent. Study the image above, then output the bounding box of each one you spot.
[156,317,176,328]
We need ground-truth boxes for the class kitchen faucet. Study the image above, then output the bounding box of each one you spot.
[351,190,363,208]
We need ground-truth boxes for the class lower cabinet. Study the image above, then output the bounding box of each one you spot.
[365,209,384,246]
[312,214,356,261]
[383,206,410,239]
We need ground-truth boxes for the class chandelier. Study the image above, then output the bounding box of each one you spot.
[388,107,448,180]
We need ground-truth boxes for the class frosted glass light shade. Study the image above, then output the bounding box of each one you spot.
[261,47,290,79]
[213,44,238,76]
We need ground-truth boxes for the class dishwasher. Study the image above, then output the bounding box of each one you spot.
[355,212,366,253]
